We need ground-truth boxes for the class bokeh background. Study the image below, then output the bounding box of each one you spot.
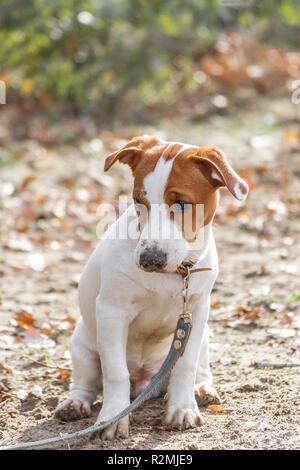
[1,0,300,120]
[0,0,300,450]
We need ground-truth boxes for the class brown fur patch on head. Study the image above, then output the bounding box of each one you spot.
[164,146,248,241]
[104,138,248,241]
[165,151,219,241]
[104,135,169,232]
[191,146,249,201]
[104,135,164,172]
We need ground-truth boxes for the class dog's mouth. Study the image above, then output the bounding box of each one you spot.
[137,259,184,274]
[136,247,194,274]
[137,262,168,273]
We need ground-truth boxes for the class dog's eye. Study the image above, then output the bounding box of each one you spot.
[174,200,191,212]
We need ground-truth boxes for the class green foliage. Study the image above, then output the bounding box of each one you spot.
[0,0,299,117]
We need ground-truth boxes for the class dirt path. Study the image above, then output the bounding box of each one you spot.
[0,97,300,450]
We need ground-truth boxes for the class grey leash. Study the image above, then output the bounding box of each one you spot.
[0,266,211,450]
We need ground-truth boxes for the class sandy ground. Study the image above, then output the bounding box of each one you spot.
[0,96,300,450]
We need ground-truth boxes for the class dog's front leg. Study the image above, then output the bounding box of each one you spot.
[194,323,220,405]
[164,297,210,430]
[95,295,131,440]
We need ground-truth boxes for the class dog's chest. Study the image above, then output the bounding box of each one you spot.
[130,290,181,338]
[126,290,182,373]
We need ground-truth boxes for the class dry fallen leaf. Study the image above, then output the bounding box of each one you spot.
[63,316,76,324]
[57,369,72,380]
[284,131,300,143]
[280,313,294,325]
[244,308,262,319]
[21,174,36,190]
[207,404,232,413]
[259,265,267,275]
[8,263,26,271]
[236,306,261,318]
[41,327,51,335]
[152,425,178,432]
[236,305,251,313]
[13,311,52,346]
[15,311,34,328]
[0,363,12,373]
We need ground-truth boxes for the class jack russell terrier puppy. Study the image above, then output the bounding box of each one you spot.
[55,135,248,439]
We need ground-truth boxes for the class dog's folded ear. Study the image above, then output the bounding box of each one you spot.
[104,144,141,172]
[104,135,160,172]
[190,147,249,201]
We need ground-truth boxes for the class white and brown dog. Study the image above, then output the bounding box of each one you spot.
[55,135,248,439]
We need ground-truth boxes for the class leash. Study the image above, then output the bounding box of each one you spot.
[0,265,211,450]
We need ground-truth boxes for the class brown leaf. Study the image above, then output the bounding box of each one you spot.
[244,308,262,319]
[41,327,51,335]
[207,404,232,413]
[8,263,26,271]
[259,265,267,275]
[57,369,72,380]
[236,305,251,313]
[152,425,178,432]
[15,311,34,328]
[0,363,12,373]
[63,316,76,324]
[284,131,300,143]
[21,174,36,190]
[236,306,261,318]
[280,313,294,325]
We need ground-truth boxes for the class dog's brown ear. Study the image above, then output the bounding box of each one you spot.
[190,146,249,201]
[104,145,141,172]
[104,135,160,172]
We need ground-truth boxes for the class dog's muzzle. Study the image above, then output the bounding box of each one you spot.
[138,248,167,272]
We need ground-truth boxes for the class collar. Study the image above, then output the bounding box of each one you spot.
[175,261,212,276]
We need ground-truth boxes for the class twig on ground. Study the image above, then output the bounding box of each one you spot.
[3,347,71,371]
[252,361,300,369]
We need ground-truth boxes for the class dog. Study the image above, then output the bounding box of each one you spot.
[55,135,248,439]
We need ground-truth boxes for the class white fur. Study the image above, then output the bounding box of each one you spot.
[55,142,220,438]
[234,181,247,201]
[135,143,200,272]
[136,150,186,272]
[211,169,223,183]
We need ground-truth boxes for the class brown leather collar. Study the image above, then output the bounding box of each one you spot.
[176,262,212,276]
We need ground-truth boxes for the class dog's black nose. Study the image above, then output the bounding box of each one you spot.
[139,248,167,271]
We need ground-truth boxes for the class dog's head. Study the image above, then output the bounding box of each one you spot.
[104,135,248,273]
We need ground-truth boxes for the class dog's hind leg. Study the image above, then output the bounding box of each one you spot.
[194,323,220,405]
[55,317,102,421]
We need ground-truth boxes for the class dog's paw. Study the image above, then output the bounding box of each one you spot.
[164,403,204,430]
[91,415,129,441]
[55,398,91,421]
[195,384,221,406]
